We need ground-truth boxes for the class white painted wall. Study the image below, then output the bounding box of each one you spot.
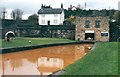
[60,11,64,24]
[38,11,64,25]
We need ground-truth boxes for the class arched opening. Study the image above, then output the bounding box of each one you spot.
[5,31,15,37]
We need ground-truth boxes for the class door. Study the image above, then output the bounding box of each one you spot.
[47,21,50,25]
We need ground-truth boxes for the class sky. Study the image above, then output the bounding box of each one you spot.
[0,0,119,19]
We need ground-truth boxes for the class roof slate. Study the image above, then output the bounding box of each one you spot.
[38,8,63,14]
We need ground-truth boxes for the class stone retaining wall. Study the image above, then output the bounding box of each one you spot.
[1,42,94,54]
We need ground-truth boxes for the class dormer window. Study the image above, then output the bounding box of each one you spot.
[85,20,90,28]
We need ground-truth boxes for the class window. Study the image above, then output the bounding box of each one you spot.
[41,14,45,18]
[54,14,58,17]
[54,19,58,24]
[95,20,100,28]
[40,58,44,62]
[101,32,108,36]
[85,20,90,28]
[53,59,57,63]
[41,19,45,24]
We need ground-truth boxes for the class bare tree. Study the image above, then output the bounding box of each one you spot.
[11,8,23,20]
[0,8,7,19]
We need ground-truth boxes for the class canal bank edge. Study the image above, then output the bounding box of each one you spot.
[49,43,97,76]
[1,41,94,54]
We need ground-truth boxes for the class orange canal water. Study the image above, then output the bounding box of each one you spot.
[0,44,93,76]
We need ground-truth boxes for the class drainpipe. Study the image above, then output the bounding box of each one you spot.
[78,36,80,41]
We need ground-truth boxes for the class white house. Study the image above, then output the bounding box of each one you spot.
[38,4,64,25]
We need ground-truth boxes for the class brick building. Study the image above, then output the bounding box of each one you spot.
[75,16,109,42]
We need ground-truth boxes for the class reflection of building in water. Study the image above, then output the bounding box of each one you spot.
[75,45,85,60]
[1,44,93,75]
[37,57,63,74]
[0,55,3,76]
[75,44,93,61]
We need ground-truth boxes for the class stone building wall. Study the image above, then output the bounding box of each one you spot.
[76,16,109,41]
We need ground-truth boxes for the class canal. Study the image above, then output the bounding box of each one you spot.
[0,44,93,76]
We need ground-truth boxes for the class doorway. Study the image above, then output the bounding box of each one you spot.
[85,33,94,40]
[47,21,50,25]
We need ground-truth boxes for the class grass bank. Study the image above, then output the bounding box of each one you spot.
[1,37,77,48]
[60,42,118,76]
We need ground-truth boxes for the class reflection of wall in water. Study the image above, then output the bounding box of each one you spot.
[74,44,93,60]
[75,45,85,60]
[0,55,3,76]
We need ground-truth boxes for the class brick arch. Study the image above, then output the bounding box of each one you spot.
[5,31,15,36]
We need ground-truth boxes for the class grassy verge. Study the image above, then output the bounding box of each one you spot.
[1,37,77,48]
[60,42,118,76]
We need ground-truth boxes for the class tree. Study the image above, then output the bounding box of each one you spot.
[113,11,120,25]
[28,14,38,24]
[0,8,7,19]
[110,11,120,42]
[108,9,116,19]
[69,15,74,21]
[11,8,23,20]
[65,15,75,25]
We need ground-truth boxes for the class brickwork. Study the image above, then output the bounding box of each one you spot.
[76,16,109,41]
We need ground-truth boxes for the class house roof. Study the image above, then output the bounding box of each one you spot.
[38,8,63,14]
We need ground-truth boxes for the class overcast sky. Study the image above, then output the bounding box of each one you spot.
[0,0,119,19]
[0,0,119,14]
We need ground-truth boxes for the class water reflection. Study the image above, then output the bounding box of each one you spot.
[37,57,63,75]
[0,55,3,77]
[0,44,93,75]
